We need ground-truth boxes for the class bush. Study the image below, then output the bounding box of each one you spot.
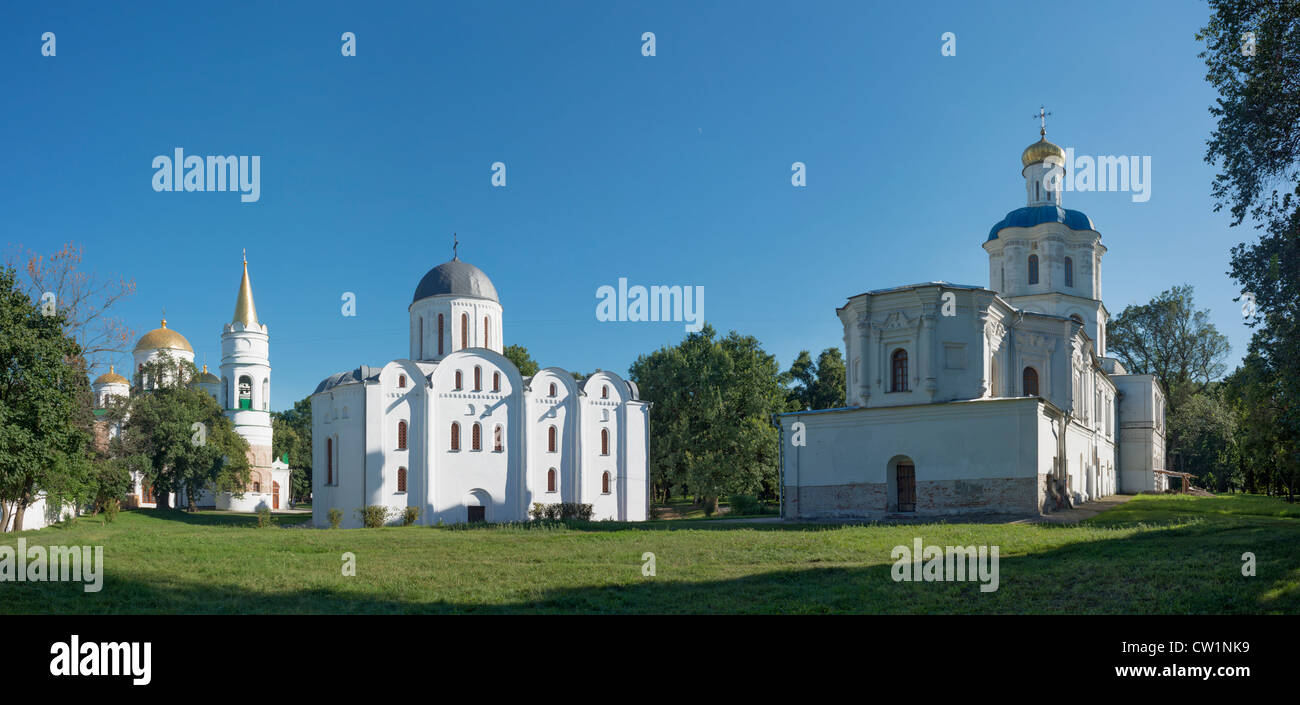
[102,498,120,523]
[530,502,594,521]
[727,494,761,516]
[328,508,343,529]
[402,506,421,526]
[356,505,393,528]
[256,506,277,528]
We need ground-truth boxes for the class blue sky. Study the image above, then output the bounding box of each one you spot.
[2,1,1251,411]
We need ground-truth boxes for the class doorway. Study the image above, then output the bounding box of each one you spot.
[896,463,916,512]
[272,481,280,509]
[467,506,486,523]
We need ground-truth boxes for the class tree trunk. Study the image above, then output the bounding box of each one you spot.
[0,500,12,533]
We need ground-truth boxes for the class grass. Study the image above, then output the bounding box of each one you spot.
[1,494,1296,614]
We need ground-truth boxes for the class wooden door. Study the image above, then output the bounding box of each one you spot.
[897,463,916,512]
[272,482,280,509]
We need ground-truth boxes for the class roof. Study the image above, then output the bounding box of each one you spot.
[134,319,193,353]
[92,366,129,386]
[313,365,384,395]
[233,259,258,326]
[412,258,499,303]
[988,205,1096,241]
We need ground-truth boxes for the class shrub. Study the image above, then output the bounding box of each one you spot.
[356,505,393,528]
[256,506,277,528]
[402,506,421,526]
[530,502,595,521]
[102,498,120,523]
[328,508,343,529]
[530,502,547,520]
[727,494,761,516]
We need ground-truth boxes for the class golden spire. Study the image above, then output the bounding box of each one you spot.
[233,255,259,326]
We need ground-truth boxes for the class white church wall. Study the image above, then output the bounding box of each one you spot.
[528,369,578,509]
[312,384,367,528]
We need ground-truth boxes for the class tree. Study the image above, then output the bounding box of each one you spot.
[272,396,313,502]
[1107,285,1230,412]
[629,324,788,512]
[1168,386,1239,490]
[503,344,539,377]
[4,242,137,375]
[0,266,96,531]
[116,352,250,511]
[786,348,846,411]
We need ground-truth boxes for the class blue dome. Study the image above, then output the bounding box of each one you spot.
[987,206,1095,241]
[412,258,499,303]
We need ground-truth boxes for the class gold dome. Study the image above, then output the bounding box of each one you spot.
[93,365,129,386]
[134,319,193,353]
[1022,136,1066,168]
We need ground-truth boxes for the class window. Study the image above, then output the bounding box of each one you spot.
[602,471,611,495]
[548,425,557,452]
[1035,181,1041,200]
[326,438,334,484]
[461,313,468,349]
[494,424,503,452]
[419,318,424,359]
[493,372,500,392]
[438,314,444,355]
[253,481,261,493]
[454,370,463,390]
[547,468,557,493]
[397,467,407,493]
[890,349,908,392]
[450,422,460,451]
[484,316,490,348]
[1023,367,1039,397]
[1064,257,1074,287]
[238,375,253,410]
[398,374,406,388]
[549,383,557,397]
[602,385,609,399]
[471,423,481,451]
[397,420,408,450]
[142,483,155,504]
[601,428,610,455]
[474,366,482,391]
[1028,255,1039,285]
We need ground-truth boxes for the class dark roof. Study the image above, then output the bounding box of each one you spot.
[412,259,499,303]
[988,206,1095,241]
[313,365,383,395]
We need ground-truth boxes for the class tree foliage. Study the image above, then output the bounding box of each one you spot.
[786,348,846,411]
[503,344,539,377]
[272,396,313,502]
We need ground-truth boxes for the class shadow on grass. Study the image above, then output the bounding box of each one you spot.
[122,509,312,528]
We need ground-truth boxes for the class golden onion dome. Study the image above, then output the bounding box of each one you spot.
[1022,136,1066,168]
[93,365,130,386]
[134,318,193,353]
[196,364,221,384]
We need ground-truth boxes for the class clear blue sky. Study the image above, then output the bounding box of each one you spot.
[1,1,1251,411]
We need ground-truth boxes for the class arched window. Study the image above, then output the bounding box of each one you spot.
[602,385,609,399]
[601,428,610,455]
[438,314,444,355]
[474,366,482,391]
[326,437,334,485]
[547,468,557,493]
[398,374,406,388]
[397,420,408,450]
[493,371,500,392]
[450,422,460,451]
[484,316,490,348]
[238,375,253,409]
[1023,367,1039,397]
[253,481,261,493]
[494,424,503,452]
[602,471,611,495]
[1064,257,1074,287]
[890,349,908,392]
[223,377,229,408]
[397,467,407,493]
[454,370,463,390]
[548,425,557,452]
[471,423,481,451]
[461,313,468,349]
[549,383,557,397]
[1070,313,1084,326]
[1028,254,1039,285]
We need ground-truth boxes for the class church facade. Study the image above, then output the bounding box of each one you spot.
[89,258,292,512]
[777,130,1167,520]
[310,256,651,527]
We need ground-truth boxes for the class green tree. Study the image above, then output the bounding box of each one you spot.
[0,266,96,531]
[272,396,313,502]
[1168,386,1239,490]
[629,324,787,512]
[503,344,539,377]
[786,348,846,411]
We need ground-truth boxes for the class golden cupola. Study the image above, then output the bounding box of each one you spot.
[134,319,194,353]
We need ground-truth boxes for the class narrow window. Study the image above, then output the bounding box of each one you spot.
[1023,367,1039,396]
[438,313,444,355]
[548,425,557,452]
[1064,257,1074,287]
[1028,254,1039,285]
[397,467,407,493]
[484,316,490,348]
[547,468,557,493]
[397,420,408,450]
[454,370,462,390]
[398,374,406,388]
[602,471,611,495]
[472,423,481,451]
[890,349,908,392]
[253,481,261,493]
[450,422,460,451]
[601,428,610,455]
[494,424,503,452]
[474,366,482,391]
[549,382,557,397]
[602,385,609,399]
[493,371,500,392]
[419,318,423,359]
[326,438,334,485]
[461,313,468,349]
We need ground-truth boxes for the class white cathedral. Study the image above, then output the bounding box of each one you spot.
[778,128,1168,519]
[310,255,651,527]
[90,258,292,512]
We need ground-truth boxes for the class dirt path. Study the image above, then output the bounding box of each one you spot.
[1012,494,1134,525]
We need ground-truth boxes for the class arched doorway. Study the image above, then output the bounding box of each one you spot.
[465,488,490,523]
[887,456,917,513]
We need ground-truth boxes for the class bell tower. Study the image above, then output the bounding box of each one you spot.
[220,252,273,470]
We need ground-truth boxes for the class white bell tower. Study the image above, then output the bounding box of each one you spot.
[221,252,273,469]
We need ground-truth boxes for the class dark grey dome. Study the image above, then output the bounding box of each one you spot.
[412,258,499,303]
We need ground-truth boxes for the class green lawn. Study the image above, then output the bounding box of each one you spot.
[1,494,1296,614]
